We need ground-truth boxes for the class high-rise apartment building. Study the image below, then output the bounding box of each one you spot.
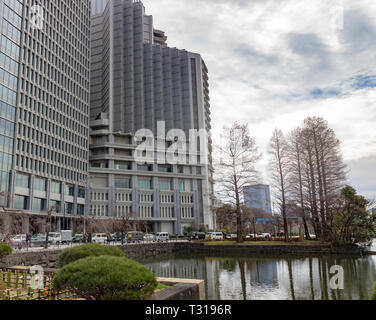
[89,0,214,234]
[0,0,91,231]
[244,184,273,215]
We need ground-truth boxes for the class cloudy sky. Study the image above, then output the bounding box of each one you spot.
[143,0,376,199]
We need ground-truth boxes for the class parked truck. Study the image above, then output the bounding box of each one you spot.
[60,230,73,244]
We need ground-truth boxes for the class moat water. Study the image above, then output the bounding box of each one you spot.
[140,240,376,300]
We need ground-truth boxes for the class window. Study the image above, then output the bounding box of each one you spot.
[51,181,61,194]
[78,188,85,198]
[137,164,152,172]
[34,177,46,191]
[115,176,131,189]
[65,184,74,197]
[159,179,172,191]
[179,180,185,192]
[77,204,85,215]
[65,202,74,215]
[138,178,151,190]
[14,195,27,210]
[16,173,29,188]
[33,198,46,212]
[159,165,172,173]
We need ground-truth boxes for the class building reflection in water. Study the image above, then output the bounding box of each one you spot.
[144,254,376,300]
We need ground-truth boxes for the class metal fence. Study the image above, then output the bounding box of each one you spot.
[0,268,78,300]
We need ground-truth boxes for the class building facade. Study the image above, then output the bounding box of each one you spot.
[89,0,215,234]
[244,184,272,215]
[0,0,91,231]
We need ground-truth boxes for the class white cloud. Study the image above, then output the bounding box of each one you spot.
[142,0,376,196]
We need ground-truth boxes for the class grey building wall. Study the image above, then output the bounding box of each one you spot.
[0,0,91,223]
[89,0,215,234]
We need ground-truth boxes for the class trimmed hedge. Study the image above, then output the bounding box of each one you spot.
[53,255,158,300]
[0,242,11,258]
[57,243,125,267]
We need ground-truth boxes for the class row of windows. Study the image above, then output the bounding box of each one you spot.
[181,207,194,219]
[0,83,16,106]
[15,155,87,183]
[1,3,22,29]
[17,128,88,169]
[0,67,18,91]
[140,206,153,219]
[160,206,173,219]
[114,205,133,218]
[15,173,85,198]
[2,17,21,44]
[3,0,23,16]
[22,25,90,101]
[0,101,15,122]
[0,135,14,154]
[0,52,19,76]
[0,151,12,173]
[0,34,20,60]
[18,106,88,146]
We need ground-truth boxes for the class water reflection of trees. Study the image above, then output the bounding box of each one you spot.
[145,255,376,300]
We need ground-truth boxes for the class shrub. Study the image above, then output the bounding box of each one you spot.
[371,283,376,300]
[0,242,12,258]
[53,255,158,300]
[57,243,125,267]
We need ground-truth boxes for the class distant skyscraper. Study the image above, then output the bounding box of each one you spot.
[0,0,91,230]
[88,0,214,234]
[244,184,272,215]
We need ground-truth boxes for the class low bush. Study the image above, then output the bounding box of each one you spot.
[57,243,125,267]
[0,242,12,258]
[371,283,376,300]
[53,255,158,300]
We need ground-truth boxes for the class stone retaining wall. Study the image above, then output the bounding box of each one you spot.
[0,242,362,268]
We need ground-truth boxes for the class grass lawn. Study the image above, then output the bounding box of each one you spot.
[203,240,329,246]
[156,283,170,290]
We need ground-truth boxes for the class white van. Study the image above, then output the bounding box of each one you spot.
[10,234,26,244]
[155,232,169,242]
[208,232,224,240]
[91,233,108,244]
[48,232,62,244]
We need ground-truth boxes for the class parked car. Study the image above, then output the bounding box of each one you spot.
[246,233,272,240]
[187,232,206,241]
[72,234,84,243]
[207,232,224,240]
[112,233,123,242]
[91,233,108,244]
[31,234,47,247]
[10,234,26,247]
[125,232,145,243]
[155,232,169,242]
[144,234,155,242]
[226,233,238,240]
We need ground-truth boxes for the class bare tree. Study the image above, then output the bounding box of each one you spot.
[286,128,311,240]
[301,117,347,241]
[216,122,262,243]
[268,129,289,241]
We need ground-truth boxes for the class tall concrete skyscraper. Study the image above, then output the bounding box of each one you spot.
[89,0,214,234]
[0,0,91,231]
